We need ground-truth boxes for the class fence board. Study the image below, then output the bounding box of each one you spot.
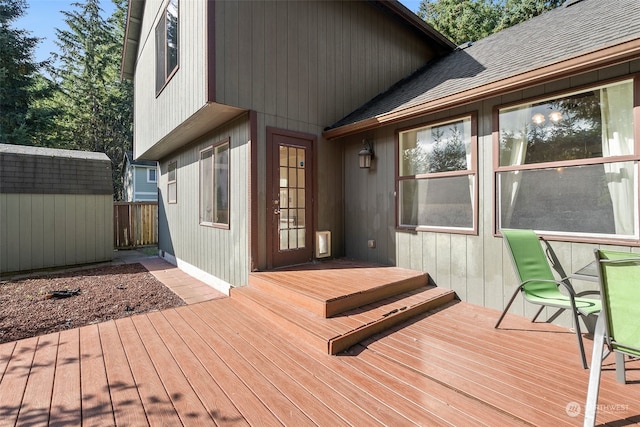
[114,202,158,248]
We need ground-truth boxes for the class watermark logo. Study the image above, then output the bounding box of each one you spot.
[566,401,581,418]
[565,401,629,418]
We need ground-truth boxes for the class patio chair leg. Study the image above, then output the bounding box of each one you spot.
[495,287,522,328]
[573,309,588,369]
[531,305,545,323]
[615,352,626,384]
[584,315,605,427]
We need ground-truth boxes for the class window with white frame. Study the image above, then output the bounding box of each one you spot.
[496,79,638,240]
[199,141,230,227]
[397,115,477,232]
[167,161,177,204]
[155,0,179,94]
[147,168,157,183]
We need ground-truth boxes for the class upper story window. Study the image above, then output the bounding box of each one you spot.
[199,140,230,228]
[167,161,177,204]
[496,78,638,241]
[397,115,477,233]
[147,168,157,183]
[155,0,179,94]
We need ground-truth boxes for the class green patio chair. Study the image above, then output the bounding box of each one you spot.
[495,229,601,369]
[584,249,640,427]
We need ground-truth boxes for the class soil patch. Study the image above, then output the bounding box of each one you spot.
[0,263,185,344]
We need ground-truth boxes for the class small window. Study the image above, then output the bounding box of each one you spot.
[167,161,177,204]
[496,79,637,240]
[155,0,179,94]
[397,115,477,233]
[147,168,157,183]
[199,141,230,227]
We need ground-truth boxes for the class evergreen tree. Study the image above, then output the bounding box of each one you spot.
[51,0,133,199]
[418,0,563,45]
[0,0,45,144]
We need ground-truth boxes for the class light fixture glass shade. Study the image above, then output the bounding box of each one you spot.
[359,148,372,168]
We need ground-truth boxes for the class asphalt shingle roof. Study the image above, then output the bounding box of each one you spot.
[328,0,640,131]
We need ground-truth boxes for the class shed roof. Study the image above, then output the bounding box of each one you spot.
[0,143,110,162]
[0,144,112,195]
[325,0,640,138]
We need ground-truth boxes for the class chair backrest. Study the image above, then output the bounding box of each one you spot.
[502,229,557,294]
[595,249,640,357]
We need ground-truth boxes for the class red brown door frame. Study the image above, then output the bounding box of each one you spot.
[266,127,317,269]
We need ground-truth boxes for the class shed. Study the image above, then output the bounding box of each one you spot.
[0,144,113,275]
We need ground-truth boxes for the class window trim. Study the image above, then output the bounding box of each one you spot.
[155,0,179,96]
[167,161,177,204]
[395,112,478,235]
[147,168,157,183]
[199,139,230,229]
[492,75,640,245]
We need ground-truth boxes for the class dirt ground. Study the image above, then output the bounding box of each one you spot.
[0,263,185,344]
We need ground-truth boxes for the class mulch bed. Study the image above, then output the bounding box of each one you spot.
[0,263,185,344]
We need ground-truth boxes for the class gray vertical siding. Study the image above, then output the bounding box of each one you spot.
[133,0,207,158]
[341,60,640,327]
[158,114,250,290]
[212,0,437,267]
[0,194,112,274]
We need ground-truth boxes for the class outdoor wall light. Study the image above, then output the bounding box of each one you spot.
[359,139,374,169]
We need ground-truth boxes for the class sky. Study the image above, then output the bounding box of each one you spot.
[17,0,422,65]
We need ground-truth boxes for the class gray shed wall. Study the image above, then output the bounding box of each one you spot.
[0,145,113,274]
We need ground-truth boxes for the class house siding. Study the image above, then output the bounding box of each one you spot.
[340,60,640,328]
[133,0,207,158]
[157,114,250,292]
[213,0,437,268]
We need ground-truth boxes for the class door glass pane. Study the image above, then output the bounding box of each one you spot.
[277,144,307,252]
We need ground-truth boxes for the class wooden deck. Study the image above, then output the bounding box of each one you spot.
[1,260,640,426]
[234,260,455,354]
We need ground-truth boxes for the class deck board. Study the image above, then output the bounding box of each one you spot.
[98,321,148,427]
[16,335,58,426]
[115,317,183,425]
[49,329,81,427]
[2,259,640,426]
[0,336,38,427]
[79,324,115,426]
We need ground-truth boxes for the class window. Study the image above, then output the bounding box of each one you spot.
[397,115,477,232]
[155,0,179,94]
[147,168,157,183]
[167,161,177,204]
[496,79,637,240]
[199,141,230,227]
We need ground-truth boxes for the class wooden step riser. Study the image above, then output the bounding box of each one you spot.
[329,290,456,354]
[230,287,331,353]
[248,275,326,316]
[231,286,455,355]
[325,274,428,318]
[249,273,429,318]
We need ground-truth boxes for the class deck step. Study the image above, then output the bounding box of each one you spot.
[248,266,429,318]
[231,285,456,354]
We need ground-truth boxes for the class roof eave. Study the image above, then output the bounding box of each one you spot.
[121,0,146,81]
[374,0,456,54]
[324,37,640,140]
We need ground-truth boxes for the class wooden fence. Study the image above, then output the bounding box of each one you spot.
[114,202,158,249]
